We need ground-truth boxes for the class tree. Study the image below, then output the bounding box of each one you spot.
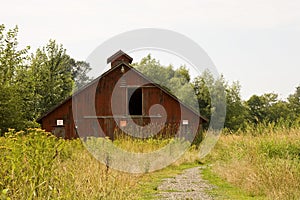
[28,40,74,118]
[193,70,213,121]
[71,59,93,89]
[193,71,229,129]
[132,54,198,111]
[268,100,291,122]
[225,81,249,130]
[133,54,175,91]
[0,85,24,133]
[0,24,30,134]
[288,86,300,120]
[245,93,287,124]
[0,25,30,85]
[174,65,190,83]
[169,77,198,110]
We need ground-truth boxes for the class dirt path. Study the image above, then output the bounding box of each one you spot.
[156,166,215,200]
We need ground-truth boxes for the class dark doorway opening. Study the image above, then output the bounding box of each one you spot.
[52,126,65,138]
[128,87,142,115]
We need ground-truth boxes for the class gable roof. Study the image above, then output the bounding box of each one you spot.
[37,60,208,123]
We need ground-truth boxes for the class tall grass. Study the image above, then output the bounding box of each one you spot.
[207,124,300,199]
[0,129,139,199]
[0,128,200,199]
[2,123,300,199]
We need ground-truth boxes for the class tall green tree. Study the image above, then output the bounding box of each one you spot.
[288,86,300,120]
[28,40,74,118]
[193,71,249,130]
[0,25,30,85]
[0,24,30,134]
[193,71,228,129]
[193,70,213,121]
[225,81,248,130]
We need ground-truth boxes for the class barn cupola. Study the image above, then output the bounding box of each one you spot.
[107,50,133,69]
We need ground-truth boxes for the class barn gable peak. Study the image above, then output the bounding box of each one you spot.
[107,50,133,68]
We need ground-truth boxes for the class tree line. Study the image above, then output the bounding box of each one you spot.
[133,54,300,131]
[0,24,299,134]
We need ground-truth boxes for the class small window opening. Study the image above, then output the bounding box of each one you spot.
[128,87,142,115]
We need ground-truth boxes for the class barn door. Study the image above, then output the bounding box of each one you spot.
[52,126,65,138]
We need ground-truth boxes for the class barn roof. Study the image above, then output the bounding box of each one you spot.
[107,50,133,64]
[37,51,208,123]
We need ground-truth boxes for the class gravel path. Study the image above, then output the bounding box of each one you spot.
[156,166,215,200]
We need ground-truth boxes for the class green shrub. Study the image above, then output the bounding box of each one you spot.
[0,128,63,199]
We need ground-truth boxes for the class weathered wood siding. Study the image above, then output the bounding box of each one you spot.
[40,63,204,139]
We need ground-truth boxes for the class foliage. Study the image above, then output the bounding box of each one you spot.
[132,54,198,111]
[1,129,62,199]
[0,24,92,133]
[194,71,243,130]
[246,93,278,123]
[133,54,300,131]
[28,40,74,117]
[0,85,24,133]
[193,70,213,121]
[288,86,300,119]
[194,70,300,131]
[0,25,29,85]
[0,25,30,134]
[225,81,248,130]
[25,40,92,120]
[245,91,300,126]
[71,59,93,89]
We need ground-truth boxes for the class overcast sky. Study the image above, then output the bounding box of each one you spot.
[1,0,300,100]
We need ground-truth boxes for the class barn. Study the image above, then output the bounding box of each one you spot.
[37,50,207,139]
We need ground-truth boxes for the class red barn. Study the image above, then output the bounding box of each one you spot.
[37,50,207,139]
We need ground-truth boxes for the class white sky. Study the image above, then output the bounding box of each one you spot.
[1,0,300,100]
